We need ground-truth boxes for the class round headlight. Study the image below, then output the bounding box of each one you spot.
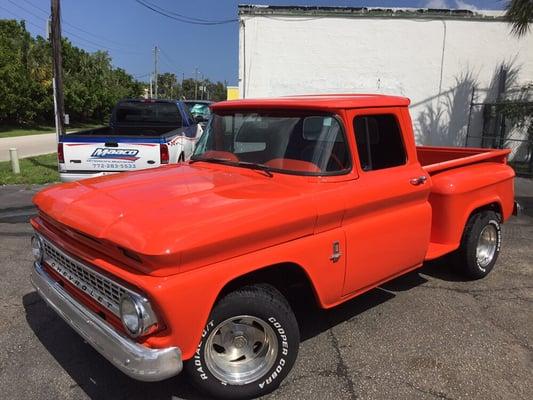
[120,295,144,337]
[31,235,44,263]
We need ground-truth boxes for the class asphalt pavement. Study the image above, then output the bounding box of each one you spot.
[0,180,531,400]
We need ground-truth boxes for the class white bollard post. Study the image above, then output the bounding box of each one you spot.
[9,148,20,174]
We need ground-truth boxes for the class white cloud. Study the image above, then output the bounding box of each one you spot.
[425,0,449,8]
[455,0,478,11]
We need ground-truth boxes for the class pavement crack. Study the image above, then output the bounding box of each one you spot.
[421,284,533,296]
[402,380,456,400]
[328,329,358,399]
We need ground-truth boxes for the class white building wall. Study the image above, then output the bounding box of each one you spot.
[238,11,533,148]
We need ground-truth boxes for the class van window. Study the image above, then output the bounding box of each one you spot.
[353,114,406,171]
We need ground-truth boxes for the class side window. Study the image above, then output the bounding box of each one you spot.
[353,114,406,171]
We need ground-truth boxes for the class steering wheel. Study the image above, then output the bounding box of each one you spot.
[300,143,344,171]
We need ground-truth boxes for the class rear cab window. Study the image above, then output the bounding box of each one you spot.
[353,114,407,171]
[114,101,183,128]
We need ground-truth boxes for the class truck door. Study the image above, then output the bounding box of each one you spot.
[342,108,432,296]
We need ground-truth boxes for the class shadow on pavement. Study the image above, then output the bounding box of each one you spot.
[0,205,37,224]
[23,291,209,400]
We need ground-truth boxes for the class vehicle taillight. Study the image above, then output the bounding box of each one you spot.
[160,144,169,164]
[57,143,64,163]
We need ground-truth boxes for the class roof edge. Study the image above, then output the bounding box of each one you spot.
[238,4,505,21]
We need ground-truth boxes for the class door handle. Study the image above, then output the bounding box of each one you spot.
[410,175,427,186]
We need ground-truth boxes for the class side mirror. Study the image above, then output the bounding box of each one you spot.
[194,115,205,123]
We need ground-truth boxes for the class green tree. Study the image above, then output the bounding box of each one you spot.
[157,72,178,99]
[0,19,143,126]
[0,20,35,124]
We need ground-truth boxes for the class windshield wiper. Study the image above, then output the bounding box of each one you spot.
[189,156,234,165]
[233,161,274,177]
[189,157,274,177]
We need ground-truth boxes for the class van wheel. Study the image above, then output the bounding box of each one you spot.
[186,284,299,399]
[454,210,502,279]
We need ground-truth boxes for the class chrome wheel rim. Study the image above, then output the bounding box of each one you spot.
[204,315,278,385]
[476,224,498,268]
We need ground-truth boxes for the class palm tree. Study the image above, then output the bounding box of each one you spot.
[506,0,533,37]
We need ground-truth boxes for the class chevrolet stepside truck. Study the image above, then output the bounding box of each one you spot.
[30,95,517,399]
[58,99,202,182]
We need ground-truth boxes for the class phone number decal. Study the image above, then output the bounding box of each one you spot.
[91,162,136,169]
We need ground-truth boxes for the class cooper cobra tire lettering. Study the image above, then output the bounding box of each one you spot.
[258,317,289,389]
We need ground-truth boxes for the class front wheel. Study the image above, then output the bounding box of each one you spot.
[186,284,300,399]
[454,210,502,279]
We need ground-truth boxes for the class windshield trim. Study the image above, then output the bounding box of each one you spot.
[192,112,353,177]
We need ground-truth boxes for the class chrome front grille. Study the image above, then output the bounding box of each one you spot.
[41,236,133,317]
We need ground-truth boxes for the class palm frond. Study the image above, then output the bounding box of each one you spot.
[505,0,533,37]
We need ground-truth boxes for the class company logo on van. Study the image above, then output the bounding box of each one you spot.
[90,148,140,161]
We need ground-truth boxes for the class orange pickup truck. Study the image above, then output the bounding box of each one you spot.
[30,94,517,399]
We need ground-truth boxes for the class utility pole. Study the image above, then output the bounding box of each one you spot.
[50,0,65,138]
[194,70,198,99]
[149,74,153,98]
[153,46,159,99]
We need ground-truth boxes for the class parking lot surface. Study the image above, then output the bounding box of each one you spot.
[0,181,531,400]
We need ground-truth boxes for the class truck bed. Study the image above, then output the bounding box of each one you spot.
[419,146,514,261]
[417,146,511,174]
[63,125,180,139]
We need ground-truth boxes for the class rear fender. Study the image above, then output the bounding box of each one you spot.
[428,162,514,247]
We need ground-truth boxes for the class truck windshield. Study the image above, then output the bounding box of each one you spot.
[114,102,182,126]
[192,111,351,175]
[186,102,211,118]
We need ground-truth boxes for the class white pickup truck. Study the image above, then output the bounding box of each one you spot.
[58,99,203,182]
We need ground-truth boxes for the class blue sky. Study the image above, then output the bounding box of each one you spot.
[1,0,505,85]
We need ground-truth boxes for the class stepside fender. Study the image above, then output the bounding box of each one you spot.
[427,162,514,247]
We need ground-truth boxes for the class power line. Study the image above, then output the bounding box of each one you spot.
[135,0,238,25]
[159,47,181,71]
[20,0,131,47]
[0,5,48,34]
[140,0,236,23]
[6,0,143,54]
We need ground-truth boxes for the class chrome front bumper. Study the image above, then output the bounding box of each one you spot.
[31,262,182,382]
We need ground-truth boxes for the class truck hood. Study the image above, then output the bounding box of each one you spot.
[33,164,317,273]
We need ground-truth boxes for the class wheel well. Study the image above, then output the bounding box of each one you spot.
[216,263,319,308]
[468,201,503,221]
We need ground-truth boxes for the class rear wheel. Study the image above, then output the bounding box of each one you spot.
[186,284,299,399]
[454,210,502,279]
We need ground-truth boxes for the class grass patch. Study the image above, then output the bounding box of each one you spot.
[0,122,103,138]
[0,153,59,184]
